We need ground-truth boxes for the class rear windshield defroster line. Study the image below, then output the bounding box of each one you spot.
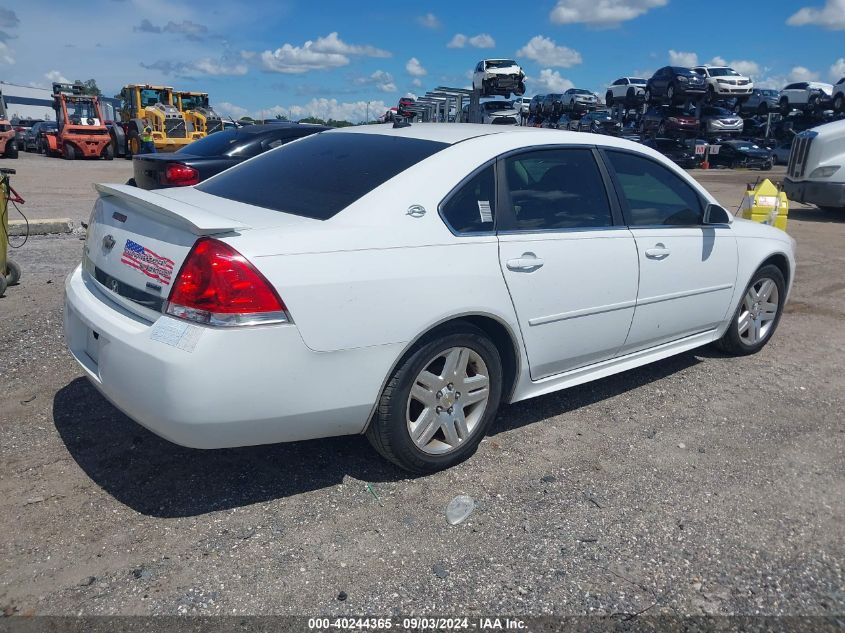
[197,133,450,220]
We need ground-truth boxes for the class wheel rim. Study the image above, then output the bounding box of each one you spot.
[738,278,779,345]
[406,346,490,455]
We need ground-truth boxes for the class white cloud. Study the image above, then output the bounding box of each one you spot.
[789,66,820,82]
[0,7,19,28]
[668,50,698,67]
[265,98,390,123]
[258,33,390,74]
[142,57,248,77]
[216,101,249,119]
[517,35,582,67]
[0,41,13,65]
[787,0,845,29]
[550,0,668,27]
[528,69,575,93]
[309,32,390,58]
[406,57,427,77]
[45,70,69,83]
[416,13,441,29]
[356,70,397,93]
[831,57,845,80]
[404,92,418,100]
[411,78,422,87]
[447,33,496,49]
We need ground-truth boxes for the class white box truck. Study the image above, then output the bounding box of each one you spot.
[783,118,845,212]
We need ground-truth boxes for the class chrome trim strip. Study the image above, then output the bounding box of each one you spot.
[527,283,733,327]
[636,283,733,307]
[528,299,637,326]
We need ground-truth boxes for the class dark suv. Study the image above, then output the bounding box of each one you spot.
[645,67,707,104]
[541,94,564,119]
[528,95,545,120]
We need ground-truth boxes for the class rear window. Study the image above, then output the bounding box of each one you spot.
[179,130,244,156]
[197,132,449,220]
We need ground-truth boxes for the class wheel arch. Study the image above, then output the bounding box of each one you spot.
[360,312,523,433]
[759,252,791,289]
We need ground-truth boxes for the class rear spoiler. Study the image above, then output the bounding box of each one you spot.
[94,183,250,235]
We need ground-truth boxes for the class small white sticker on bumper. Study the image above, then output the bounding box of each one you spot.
[150,318,202,352]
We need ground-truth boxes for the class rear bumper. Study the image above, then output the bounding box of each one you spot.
[784,178,845,209]
[64,265,401,449]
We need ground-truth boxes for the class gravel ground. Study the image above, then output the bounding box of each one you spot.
[0,162,843,622]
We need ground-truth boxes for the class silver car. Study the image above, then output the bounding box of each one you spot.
[740,89,781,115]
[700,106,743,135]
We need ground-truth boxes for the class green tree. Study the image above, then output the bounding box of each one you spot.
[275,113,289,121]
[298,116,326,125]
[74,79,101,96]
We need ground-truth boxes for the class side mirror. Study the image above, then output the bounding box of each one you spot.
[703,203,731,225]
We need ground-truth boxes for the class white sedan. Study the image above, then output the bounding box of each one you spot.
[65,124,795,473]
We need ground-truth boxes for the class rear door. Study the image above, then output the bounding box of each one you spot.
[601,149,737,353]
[496,147,639,379]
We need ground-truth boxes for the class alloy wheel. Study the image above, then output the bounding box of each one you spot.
[406,346,490,455]
[738,278,779,346]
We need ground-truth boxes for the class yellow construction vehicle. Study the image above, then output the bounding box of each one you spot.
[117,84,203,155]
[175,91,223,135]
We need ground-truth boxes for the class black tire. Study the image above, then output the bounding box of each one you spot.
[605,92,614,107]
[366,323,503,473]
[644,88,652,104]
[0,273,7,297]
[626,87,636,105]
[63,143,76,160]
[807,95,818,114]
[126,178,137,187]
[103,144,114,160]
[835,94,845,114]
[4,142,17,159]
[5,259,21,286]
[715,265,786,356]
[707,86,716,103]
[761,161,772,171]
[779,97,790,115]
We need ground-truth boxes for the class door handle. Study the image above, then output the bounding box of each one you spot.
[645,243,671,260]
[506,253,544,271]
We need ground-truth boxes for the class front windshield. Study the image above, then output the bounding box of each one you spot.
[66,100,98,121]
[140,88,168,107]
[486,60,517,69]
[180,94,208,110]
[761,90,779,96]
[630,78,646,85]
[482,101,512,111]
[571,89,592,95]
[709,68,741,77]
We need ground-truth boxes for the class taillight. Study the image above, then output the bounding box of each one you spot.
[165,238,288,327]
[163,163,199,186]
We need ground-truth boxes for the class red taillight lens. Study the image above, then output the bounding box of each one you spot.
[166,238,288,326]
[163,163,199,186]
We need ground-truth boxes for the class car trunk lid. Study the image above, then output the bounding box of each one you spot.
[83,184,252,322]
[132,153,201,190]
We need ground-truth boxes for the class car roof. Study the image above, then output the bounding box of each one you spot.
[329,123,537,144]
[232,123,329,135]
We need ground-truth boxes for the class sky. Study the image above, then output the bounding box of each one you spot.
[1,0,844,122]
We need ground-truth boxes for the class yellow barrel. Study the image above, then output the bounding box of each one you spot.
[736,178,789,232]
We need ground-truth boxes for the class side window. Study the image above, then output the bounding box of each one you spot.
[440,165,496,234]
[503,148,613,231]
[605,150,703,226]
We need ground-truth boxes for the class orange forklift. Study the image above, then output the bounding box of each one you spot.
[44,82,113,160]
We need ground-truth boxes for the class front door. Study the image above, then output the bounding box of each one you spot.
[601,149,738,353]
[496,147,639,380]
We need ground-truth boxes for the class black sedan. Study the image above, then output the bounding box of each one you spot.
[642,137,702,169]
[130,123,329,190]
[709,140,773,170]
[574,110,623,135]
[22,121,57,153]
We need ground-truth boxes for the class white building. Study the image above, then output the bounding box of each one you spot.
[0,82,54,121]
